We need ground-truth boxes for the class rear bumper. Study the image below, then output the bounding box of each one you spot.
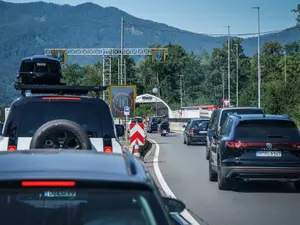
[223,166,300,182]
[187,135,207,143]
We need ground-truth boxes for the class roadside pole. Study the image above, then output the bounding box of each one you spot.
[124,106,130,145]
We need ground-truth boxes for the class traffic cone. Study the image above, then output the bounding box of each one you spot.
[133,139,141,158]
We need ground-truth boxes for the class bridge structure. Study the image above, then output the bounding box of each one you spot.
[44,48,168,101]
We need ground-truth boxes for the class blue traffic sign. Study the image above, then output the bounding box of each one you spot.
[124,106,130,115]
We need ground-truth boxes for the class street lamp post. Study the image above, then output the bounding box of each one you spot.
[284,51,287,83]
[179,75,184,109]
[152,87,158,116]
[234,44,239,107]
[223,25,231,105]
[252,6,261,108]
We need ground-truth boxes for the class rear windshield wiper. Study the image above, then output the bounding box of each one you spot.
[267,135,290,138]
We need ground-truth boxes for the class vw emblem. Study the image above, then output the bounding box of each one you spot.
[266,143,272,150]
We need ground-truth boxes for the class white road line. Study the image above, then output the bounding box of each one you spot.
[149,139,200,225]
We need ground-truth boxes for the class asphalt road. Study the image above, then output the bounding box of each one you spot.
[147,132,300,225]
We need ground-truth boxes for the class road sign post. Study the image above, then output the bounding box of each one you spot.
[124,106,130,145]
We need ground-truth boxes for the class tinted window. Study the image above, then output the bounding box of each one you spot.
[220,118,233,136]
[191,120,209,130]
[16,101,113,137]
[0,188,169,225]
[236,120,300,140]
[220,109,263,126]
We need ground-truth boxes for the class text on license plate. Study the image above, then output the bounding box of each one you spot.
[198,131,206,134]
[256,151,282,157]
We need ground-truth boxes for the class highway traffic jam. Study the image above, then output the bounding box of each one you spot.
[0,55,300,225]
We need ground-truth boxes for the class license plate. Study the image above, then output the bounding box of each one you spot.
[198,131,206,134]
[256,151,282,157]
[162,130,167,134]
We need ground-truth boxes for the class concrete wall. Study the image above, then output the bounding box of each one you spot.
[169,121,187,132]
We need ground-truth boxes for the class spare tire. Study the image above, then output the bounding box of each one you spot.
[30,119,92,150]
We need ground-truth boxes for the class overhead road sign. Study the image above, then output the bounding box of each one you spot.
[130,123,145,146]
[109,85,136,118]
[51,49,66,64]
[152,49,167,63]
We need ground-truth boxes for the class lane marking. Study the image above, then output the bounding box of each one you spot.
[149,138,200,225]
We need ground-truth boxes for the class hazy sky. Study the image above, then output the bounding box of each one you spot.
[6,0,299,35]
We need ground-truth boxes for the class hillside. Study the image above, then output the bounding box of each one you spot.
[0,1,299,103]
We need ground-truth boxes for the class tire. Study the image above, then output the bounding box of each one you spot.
[30,119,92,150]
[183,136,186,144]
[217,159,230,190]
[206,145,210,160]
[209,154,217,182]
[186,138,191,145]
[294,181,300,190]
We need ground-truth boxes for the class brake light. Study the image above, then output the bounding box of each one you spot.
[292,143,300,149]
[42,97,81,101]
[225,141,247,149]
[21,181,76,187]
[8,145,16,151]
[189,130,194,135]
[104,146,113,153]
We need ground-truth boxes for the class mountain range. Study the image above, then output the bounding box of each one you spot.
[0,0,299,103]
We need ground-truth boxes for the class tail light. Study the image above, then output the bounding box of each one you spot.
[21,181,76,187]
[292,143,300,149]
[225,141,247,149]
[8,145,16,151]
[104,146,113,153]
[189,130,194,135]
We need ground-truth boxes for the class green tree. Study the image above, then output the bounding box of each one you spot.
[135,104,153,118]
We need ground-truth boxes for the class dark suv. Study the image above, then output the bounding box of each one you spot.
[208,114,300,190]
[147,116,162,133]
[0,84,124,153]
[0,150,187,225]
[206,107,264,160]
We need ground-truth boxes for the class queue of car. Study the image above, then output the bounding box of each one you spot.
[0,55,189,225]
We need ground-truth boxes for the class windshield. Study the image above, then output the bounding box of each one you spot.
[220,109,264,126]
[16,101,110,137]
[0,188,167,225]
[236,120,300,140]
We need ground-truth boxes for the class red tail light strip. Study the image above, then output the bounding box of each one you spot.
[21,181,76,187]
[42,97,81,101]
[226,141,300,149]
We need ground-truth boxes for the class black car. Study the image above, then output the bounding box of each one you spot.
[206,107,265,160]
[0,150,187,225]
[147,116,162,133]
[183,118,210,145]
[208,114,300,190]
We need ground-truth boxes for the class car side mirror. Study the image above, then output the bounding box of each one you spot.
[163,197,186,214]
[115,124,125,137]
[182,125,186,128]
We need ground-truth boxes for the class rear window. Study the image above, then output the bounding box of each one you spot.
[136,118,143,123]
[191,120,209,130]
[0,188,168,225]
[236,120,300,140]
[14,101,113,137]
[220,109,264,126]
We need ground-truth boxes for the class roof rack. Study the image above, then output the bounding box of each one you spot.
[14,82,108,97]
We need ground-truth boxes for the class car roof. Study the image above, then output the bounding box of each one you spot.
[10,95,108,107]
[229,114,292,121]
[220,107,264,112]
[0,150,150,186]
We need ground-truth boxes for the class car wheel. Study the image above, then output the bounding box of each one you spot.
[294,181,300,190]
[30,119,92,150]
[186,139,191,146]
[206,145,210,160]
[208,154,217,182]
[183,135,186,144]
[217,158,230,190]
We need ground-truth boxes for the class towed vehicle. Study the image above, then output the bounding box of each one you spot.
[0,149,189,225]
[182,118,210,145]
[208,114,300,190]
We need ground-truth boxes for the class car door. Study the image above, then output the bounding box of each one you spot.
[208,110,220,151]
[183,120,191,140]
[207,111,217,147]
